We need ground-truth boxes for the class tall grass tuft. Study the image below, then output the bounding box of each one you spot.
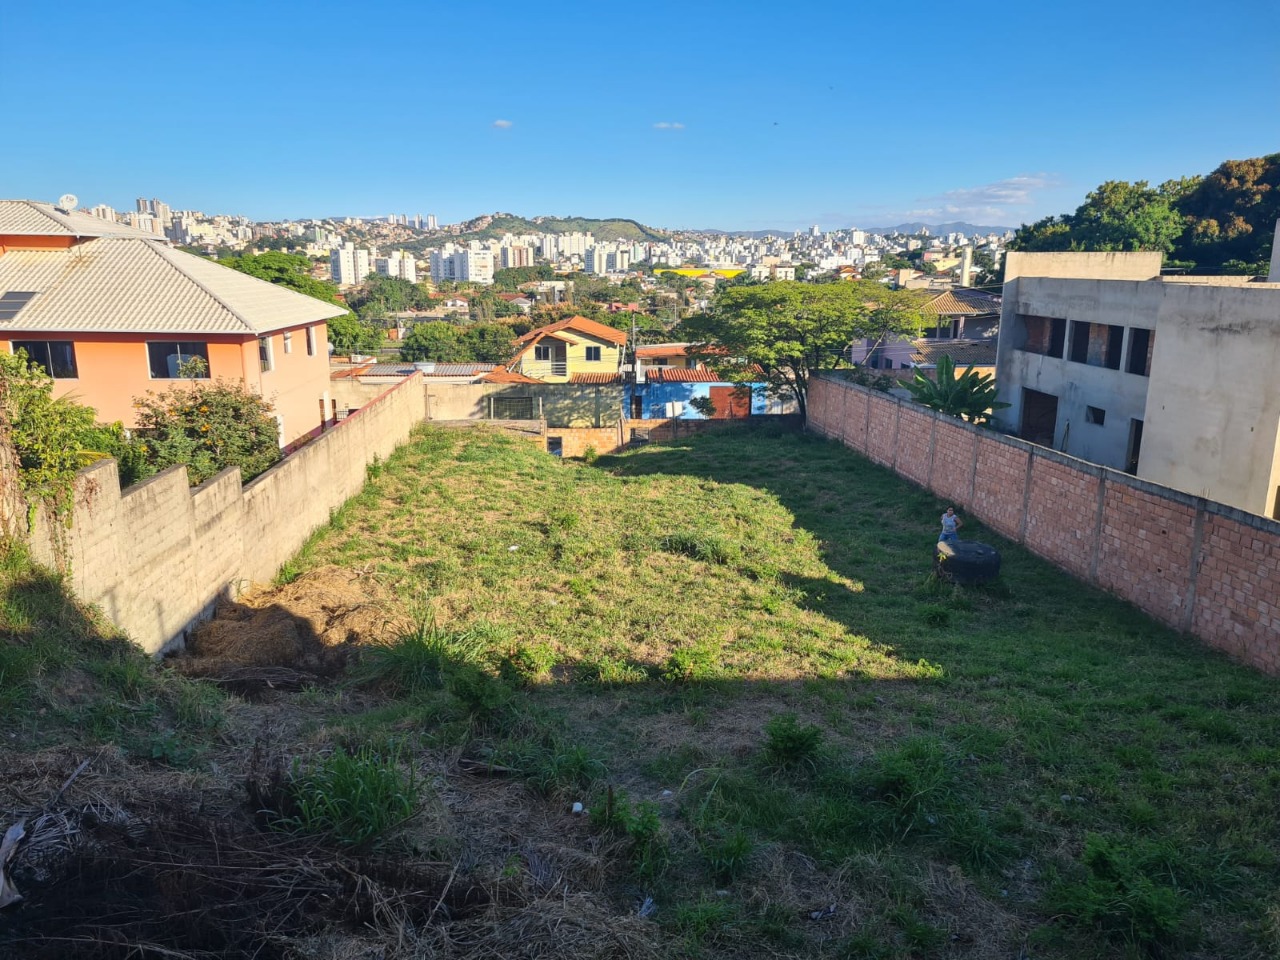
[279,745,419,847]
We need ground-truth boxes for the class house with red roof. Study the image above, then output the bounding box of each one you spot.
[505,315,627,383]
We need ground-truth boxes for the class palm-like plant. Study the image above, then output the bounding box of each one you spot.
[906,355,1010,425]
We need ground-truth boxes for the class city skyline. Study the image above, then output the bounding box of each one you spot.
[4,0,1277,230]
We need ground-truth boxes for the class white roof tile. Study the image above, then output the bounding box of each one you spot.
[0,200,161,239]
[0,238,347,335]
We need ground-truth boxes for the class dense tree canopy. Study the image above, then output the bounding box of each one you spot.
[1012,180,1185,254]
[680,281,925,420]
[1010,154,1279,273]
[398,322,517,364]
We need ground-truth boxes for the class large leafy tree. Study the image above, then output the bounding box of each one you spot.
[1174,153,1279,272]
[905,355,1009,425]
[681,281,925,420]
[218,252,382,355]
[1012,181,1184,254]
[399,322,468,363]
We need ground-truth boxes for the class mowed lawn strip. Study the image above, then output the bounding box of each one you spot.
[293,423,1280,959]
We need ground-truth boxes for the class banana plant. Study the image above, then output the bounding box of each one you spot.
[905,354,1010,425]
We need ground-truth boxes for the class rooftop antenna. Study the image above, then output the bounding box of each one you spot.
[56,193,78,212]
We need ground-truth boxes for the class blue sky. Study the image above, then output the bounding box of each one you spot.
[4,1,1276,231]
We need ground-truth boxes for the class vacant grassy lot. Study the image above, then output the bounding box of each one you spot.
[280,423,1280,958]
[4,422,1280,959]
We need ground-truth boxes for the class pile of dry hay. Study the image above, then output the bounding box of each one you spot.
[174,566,406,690]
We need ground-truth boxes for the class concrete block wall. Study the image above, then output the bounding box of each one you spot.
[808,375,1280,674]
[34,373,427,654]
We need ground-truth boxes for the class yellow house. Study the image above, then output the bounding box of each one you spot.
[507,315,627,383]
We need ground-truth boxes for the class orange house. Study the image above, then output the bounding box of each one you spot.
[0,201,346,446]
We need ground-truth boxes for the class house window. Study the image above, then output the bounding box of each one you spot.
[1127,328,1153,376]
[306,326,316,356]
[12,340,77,378]
[283,331,293,354]
[259,337,274,372]
[1085,405,1106,425]
[1018,315,1066,358]
[585,346,602,362]
[147,341,210,378]
[1068,321,1123,370]
[534,344,553,361]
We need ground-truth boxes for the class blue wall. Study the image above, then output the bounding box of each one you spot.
[626,381,769,419]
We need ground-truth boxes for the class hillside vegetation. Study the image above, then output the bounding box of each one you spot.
[1013,153,1279,273]
[4,426,1280,959]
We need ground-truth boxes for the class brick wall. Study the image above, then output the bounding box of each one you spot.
[549,416,803,457]
[808,375,1280,675]
[32,374,428,654]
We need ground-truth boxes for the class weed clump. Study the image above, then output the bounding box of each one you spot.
[660,531,735,565]
[1050,832,1189,954]
[762,713,824,772]
[274,745,419,848]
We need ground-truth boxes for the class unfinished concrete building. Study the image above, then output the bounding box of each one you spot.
[994,250,1280,518]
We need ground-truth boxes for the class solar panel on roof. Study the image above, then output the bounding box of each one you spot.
[0,292,37,322]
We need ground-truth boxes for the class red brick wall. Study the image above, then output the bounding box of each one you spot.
[930,421,977,507]
[1193,515,1280,672]
[971,437,1028,540]
[865,398,898,467]
[808,375,1280,675]
[1023,458,1100,580]
[895,407,934,487]
[1095,483,1197,629]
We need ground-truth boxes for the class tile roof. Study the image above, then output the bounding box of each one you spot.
[0,237,347,335]
[0,200,161,239]
[481,369,544,384]
[515,315,629,346]
[635,342,691,358]
[645,367,725,383]
[569,372,624,384]
[421,362,496,376]
[908,339,998,367]
[924,288,1002,316]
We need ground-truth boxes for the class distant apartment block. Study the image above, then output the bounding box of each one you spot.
[995,250,1280,518]
[330,241,372,285]
[430,246,493,285]
[375,249,417,283]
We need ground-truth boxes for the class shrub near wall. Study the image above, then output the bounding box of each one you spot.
[32,374,428,655]
[807,375,1280,675]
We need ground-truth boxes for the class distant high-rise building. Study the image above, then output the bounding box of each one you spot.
[90,204,117,222]
[427,214,438,231]
[413,213,423,229]
[430,246,492,284]
[330,242,372,285]
[152,199,170,225]
[136,198,150,214]
[810,224,821,237]
[375,250,417,283]
[501,244,534,269]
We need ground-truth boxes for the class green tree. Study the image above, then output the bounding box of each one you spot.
[459,323,517,363]
[904,355,1009,425]
[218,251,383,354]
[400,322,469,362]
[0,351,101,525]
[327,313,384,355]
[681,280,924,420]
[128,360,282,486]
[1174,153,1279,271]
[1012,180,1186,255]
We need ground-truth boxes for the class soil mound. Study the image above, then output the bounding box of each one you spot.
[176,566,404,684]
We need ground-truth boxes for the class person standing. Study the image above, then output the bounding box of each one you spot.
[939,506,962,543]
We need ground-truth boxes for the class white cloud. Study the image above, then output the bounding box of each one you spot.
[653,121,685,130]
[902,174,1057,223]
[492,119,513,129]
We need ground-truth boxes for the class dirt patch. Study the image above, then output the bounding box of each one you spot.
[174,566,405,684]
